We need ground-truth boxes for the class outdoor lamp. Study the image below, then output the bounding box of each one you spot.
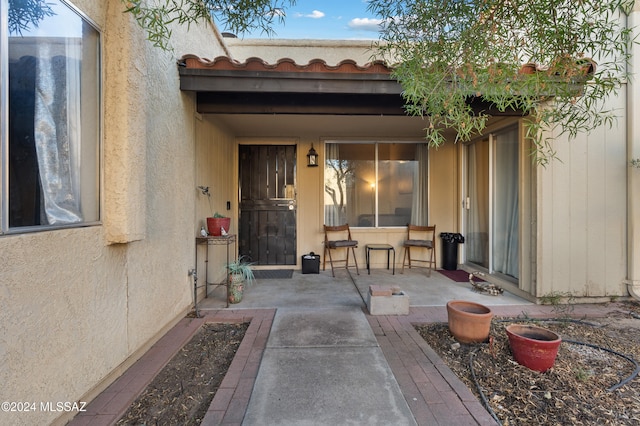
[307,144,319,167]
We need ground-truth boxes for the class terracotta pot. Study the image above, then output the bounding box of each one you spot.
[506,324,561,372]
[207,217,231,236]
[446,300,493,343]
[228,275,244,304]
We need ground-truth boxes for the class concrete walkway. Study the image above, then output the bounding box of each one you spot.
[68,269,632,425]
[242,306,417,425]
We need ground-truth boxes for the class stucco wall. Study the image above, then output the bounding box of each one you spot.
[536,93,628,299]
[0,1,230,424]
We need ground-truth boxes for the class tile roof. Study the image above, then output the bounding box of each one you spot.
[179,55,595,79]
[179,55,392,74]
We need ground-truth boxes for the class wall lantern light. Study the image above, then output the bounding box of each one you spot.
[307,144,319,167]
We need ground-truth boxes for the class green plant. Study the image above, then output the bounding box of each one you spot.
[540,292,563,306]
[227,256,255,286]
[122,0,296,50]
[8,0,54,35]
[540,291,576,316]
[574,368,593,382]
[213,212,227,218]
[368,0,635,165]
[631,158,640,168]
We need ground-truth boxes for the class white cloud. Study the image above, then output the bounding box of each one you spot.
[307,10,325,19]
[295,10,325,19]
[348,17,383,32]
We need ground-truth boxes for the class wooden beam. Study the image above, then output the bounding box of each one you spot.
[196,92,408,115]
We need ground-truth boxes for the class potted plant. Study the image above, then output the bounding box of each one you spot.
[207,212,231,237]
[226,256,255,304]
[197,186,231,236]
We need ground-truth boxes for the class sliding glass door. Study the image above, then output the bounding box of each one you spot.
[465,126,519,280]
[466,138,490,268]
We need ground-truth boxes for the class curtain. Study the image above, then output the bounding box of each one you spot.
[493,128,519,278]
[34,41,83,224]
[324,143,341,225]
[410,143,429,225]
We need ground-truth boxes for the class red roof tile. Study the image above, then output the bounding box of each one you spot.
[179,55,392,74]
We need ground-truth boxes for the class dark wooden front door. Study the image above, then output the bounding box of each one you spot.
[239,145,297,265]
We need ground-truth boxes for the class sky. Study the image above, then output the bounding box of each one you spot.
[241,0,383,40]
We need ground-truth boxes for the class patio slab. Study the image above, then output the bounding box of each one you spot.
[351,269,529,307]
[199,268,531,310]
[203,268,366,309]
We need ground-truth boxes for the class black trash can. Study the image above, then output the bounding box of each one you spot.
[302,252,320,274]
[440,233,465,271]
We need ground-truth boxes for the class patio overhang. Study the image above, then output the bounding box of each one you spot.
[178,56,406,115]
[177,55,527,117]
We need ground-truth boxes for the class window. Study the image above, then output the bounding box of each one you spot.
[2,0,100,232]
[324,141,428,227]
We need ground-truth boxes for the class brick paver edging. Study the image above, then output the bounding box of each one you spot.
[68,309,275,426]
[201,309,275,425]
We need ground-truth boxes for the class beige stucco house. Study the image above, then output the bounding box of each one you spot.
[1,0,639,424]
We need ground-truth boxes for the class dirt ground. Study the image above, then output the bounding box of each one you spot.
[116,322,248,426]
[417,301,640,425]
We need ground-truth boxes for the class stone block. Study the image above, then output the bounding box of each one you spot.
[369,285,393,297]
[367,290,409,316]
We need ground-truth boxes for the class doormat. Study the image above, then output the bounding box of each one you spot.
[253,269,294,279]
[438,269,484,283]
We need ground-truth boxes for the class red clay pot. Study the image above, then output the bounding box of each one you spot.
[506,324,562,372]
[446,300,493,343]
[207,217,230,236]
